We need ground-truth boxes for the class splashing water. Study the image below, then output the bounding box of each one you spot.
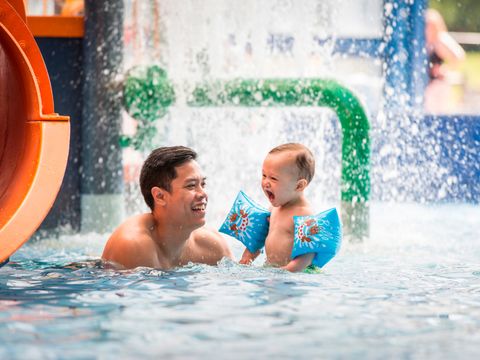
[2,1,479,358]
[121,0,385,218]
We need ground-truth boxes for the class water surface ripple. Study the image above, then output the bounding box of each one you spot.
[0,204,479,359]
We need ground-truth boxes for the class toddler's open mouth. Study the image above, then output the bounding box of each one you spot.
[265,189,275,202]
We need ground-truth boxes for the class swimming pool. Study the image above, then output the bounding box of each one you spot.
[1,203,479,359]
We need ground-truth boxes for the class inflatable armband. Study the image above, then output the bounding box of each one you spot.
[292,208,342,268]
[219,191,270,253]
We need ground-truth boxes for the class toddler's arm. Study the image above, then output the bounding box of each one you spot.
[282,253,315,272]
[239,248,261,265]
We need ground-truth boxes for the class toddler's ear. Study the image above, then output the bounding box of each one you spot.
[296,179,308,191]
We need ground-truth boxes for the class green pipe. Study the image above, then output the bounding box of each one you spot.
[188,79,370,241]
[189,79,370,202]
[122,70,370,240]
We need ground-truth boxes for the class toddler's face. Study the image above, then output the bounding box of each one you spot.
[261,152,300,207]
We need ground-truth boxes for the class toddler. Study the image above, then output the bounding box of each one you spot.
[240,143,316,272]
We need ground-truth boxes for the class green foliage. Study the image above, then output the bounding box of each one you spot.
[461,51,480,89]
[122,65,175,150]
[123,65,175,122]
[430,0,480,32]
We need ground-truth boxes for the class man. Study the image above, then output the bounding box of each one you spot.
[102,146,233,269]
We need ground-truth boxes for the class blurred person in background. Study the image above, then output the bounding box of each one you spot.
[56,0,84,16]
[424,8,466,114]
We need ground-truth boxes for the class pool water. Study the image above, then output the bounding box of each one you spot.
[1,203,479,359]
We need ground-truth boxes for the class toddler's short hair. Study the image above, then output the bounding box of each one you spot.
[269,143,315,183]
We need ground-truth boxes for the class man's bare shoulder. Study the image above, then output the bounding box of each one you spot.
[191,226,224,246]
[102,214,156,269]
[105,214,154,247]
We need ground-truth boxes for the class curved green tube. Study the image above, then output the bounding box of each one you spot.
[188,79,370,204]
[122,69,371,240]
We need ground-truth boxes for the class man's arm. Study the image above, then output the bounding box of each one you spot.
[282,253,315,272]
[186,227,233,265]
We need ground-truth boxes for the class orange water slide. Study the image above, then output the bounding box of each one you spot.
[0,0,70,264]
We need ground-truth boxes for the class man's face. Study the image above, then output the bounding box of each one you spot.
[165,160,208,229]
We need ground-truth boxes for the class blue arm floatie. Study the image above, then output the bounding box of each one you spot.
[219,191,270,253]
[291,208,342,268]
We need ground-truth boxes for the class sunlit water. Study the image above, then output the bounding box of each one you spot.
[3,2,477,358]
[1,203,479,359]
